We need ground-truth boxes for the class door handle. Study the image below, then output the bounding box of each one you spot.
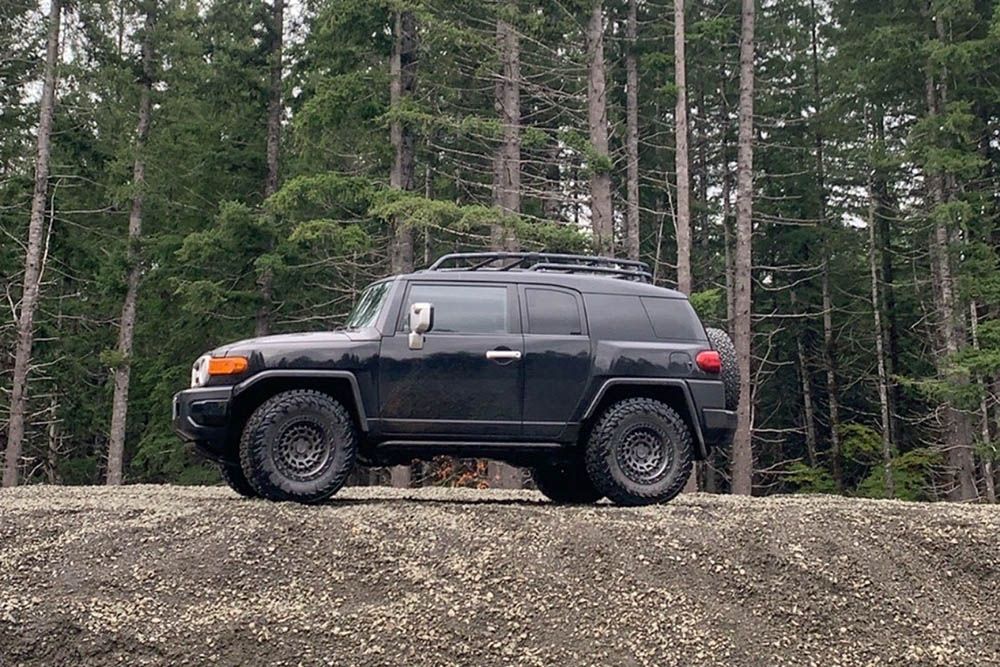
[486,349,522,361]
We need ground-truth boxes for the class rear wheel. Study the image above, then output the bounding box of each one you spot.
[239,390,358,503]
[219,462,257,498]
[531,458,603,504]
[585,398,693,506]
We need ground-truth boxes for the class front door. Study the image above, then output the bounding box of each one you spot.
[377,282,523,438]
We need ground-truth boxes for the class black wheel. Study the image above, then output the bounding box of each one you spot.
[706,327,740,411]
[219,462,257,498]
[239,390,358,503]
[585,398,693,506]
[532,458,603,504]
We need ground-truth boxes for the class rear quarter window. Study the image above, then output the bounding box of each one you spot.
[640,297,706,341]
[584,294,655,340]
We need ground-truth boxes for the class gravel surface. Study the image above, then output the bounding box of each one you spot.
[1,485,999,666]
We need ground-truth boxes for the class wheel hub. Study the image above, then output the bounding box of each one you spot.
[616,424,672,484]
[273,420,331,481]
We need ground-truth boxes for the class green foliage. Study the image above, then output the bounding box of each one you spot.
[689,288,725,325]
[784,462,839,494]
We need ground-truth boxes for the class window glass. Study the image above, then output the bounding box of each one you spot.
[345,281,390,329]
[640,297,707,341]
[405,284,508,334]
[526,288,582,335]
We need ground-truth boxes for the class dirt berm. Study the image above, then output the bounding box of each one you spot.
[1,485,998,666]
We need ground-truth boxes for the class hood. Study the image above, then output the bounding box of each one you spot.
[213,328,379,356]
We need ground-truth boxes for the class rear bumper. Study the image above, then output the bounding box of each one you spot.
[701,408,737,446]
[172,387,233,461]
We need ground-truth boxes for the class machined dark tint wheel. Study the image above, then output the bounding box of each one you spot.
[585,398,693,506]
[272,419,333,482]
[239,390,357,503]
[616,423,674,485]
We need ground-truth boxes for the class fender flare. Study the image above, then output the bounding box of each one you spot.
[582,378,707,459]
[232,370,370,431]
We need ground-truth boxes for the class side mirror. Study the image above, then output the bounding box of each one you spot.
[408,302,433,350]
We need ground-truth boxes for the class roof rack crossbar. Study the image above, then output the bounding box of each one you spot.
[526,263,653,281]
[426,252,653,283]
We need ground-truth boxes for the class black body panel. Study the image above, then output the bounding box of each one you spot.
[172,267,737,464]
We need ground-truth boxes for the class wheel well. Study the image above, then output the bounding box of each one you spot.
[583,383,706,460]
[224,376,365,456]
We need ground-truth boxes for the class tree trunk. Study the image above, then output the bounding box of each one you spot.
[721,103,735,332]
[106,4,155,486]
[791,290,818,468]
[488,5,523,488]
[491,4,520,252]
[389,9,417,274]
[623,0,640,261]
[821,267,842,488]
[969,303,996,503]
[254,0,284,337]
[586,0,613,255]
[388,9,419,486]
[796,335,818,468]
[809,0,841,490]
[673,0,691,296]
[867,159,894,497]
[264,0,282,199]
[925,20,977,501]
[46,394,60,485]
[872,105,902,449]
[3,0,61,488]
[730,0,755,496]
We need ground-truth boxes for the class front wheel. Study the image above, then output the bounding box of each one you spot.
[239,390,358,503]
[585,398,693,506]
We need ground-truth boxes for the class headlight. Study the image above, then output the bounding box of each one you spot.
[191,354,249,387]
[191,354,211,387]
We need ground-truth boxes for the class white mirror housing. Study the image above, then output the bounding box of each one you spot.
[408,302,433,349]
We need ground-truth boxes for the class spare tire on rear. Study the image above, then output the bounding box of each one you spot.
[706,327,740,411]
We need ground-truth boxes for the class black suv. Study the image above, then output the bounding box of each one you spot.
[173,253,738,506]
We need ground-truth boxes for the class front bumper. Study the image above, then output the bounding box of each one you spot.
[172,386,234,461]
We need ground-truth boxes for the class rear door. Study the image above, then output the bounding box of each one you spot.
[519,285,591,439]
[377,282,523,438]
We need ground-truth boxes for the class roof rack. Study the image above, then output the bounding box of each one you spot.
[426,252,653,283]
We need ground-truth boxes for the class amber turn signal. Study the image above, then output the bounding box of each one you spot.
[207,356,248,375]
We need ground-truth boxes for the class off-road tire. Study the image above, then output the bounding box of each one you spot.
[239,390,357,503]
[532,459,604,504]
[585,398,693,506]
[219,462,257,498]
[706,327,740,411]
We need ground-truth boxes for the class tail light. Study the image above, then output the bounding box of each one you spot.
[696,350,722,374]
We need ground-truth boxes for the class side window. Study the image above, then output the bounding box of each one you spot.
[403,284,509,334]
[640,297,707,341]
[525,288,583,335]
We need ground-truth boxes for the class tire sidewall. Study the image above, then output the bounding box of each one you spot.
[241,391,357,503]
[587,399,692,505]
[706,327,740,412]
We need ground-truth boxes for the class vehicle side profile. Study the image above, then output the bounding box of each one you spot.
[172,252,738,506]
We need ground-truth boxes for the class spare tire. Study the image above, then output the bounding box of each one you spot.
[706,327,740,412]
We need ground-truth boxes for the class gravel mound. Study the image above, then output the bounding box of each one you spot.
[1,485,998,666]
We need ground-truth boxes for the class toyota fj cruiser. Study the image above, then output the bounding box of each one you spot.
[172,252,738,506]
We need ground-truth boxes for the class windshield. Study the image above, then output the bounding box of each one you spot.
[345,281,391,329]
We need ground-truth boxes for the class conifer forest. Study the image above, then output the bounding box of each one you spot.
[2,0,1000,501]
